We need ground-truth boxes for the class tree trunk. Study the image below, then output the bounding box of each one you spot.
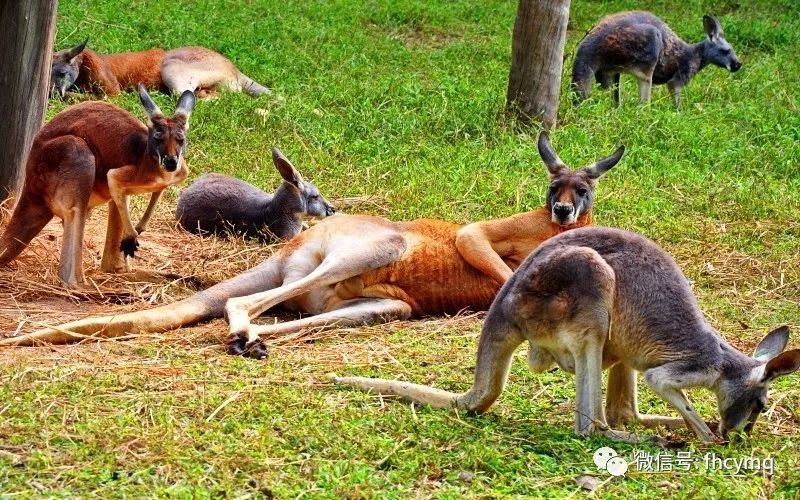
[506,0,571,129]
[0,0,58,203]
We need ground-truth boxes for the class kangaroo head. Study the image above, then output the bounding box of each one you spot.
[271,148,336,218]
[537,132,624,226]
[702,15,741,73]
[139,85,195,172]
[50,38,87,98]
[717,326,800,437]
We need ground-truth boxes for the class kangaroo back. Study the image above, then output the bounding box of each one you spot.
[177,148,335,241]
[513,226,711,368]
[176,173,272,238]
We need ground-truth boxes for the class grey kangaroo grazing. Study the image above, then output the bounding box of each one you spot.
[176,148,335,241]
[572,12,741,109]
[333,227,800,443]
[0,85,195,286]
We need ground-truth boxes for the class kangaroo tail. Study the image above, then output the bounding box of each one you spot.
[237,72,271,96]
[0,195,53,266]
[0,297,212,346]
[0,258,283,346]
[329,373,463,409]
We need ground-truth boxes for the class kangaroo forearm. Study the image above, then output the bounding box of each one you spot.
[455,231,513,284]
[136,191,163,232]
[108,183,136,237]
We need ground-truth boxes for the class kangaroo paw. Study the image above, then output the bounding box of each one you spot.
[243,339,269,360]
[227,338,247,356]
[120,237,139,258]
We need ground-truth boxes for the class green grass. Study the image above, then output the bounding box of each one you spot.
[2,0,799,497]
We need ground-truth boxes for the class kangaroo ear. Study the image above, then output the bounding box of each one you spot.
[753,325,790,362]
[703,15,722,40]
[763,349,800,382]
[138,84,163,120]
[272,148,303,188]
[537,131,567,176]
[67,38,88,61]
[583,145,625,179]
[174,90,196,119]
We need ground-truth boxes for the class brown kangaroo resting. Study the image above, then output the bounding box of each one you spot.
[0,134,624,361]
[50,40,270,98]
[0,86,195,286]
[332,227,800,443]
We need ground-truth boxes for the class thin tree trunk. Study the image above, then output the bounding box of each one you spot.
[506,0,571,129]
[0,0,58,203]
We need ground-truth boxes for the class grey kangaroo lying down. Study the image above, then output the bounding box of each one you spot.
[333,227,800,443]
[572,12,741,108]
[176,148,335,241]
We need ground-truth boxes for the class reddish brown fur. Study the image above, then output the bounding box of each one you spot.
[0,133,615,348]
[0,100,190,284]
[20,102,185,207]
[75,48,166,96]
[330,210,592,317]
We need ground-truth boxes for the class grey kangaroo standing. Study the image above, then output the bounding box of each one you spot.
[176,148,335,241]
[333,227,800,443]
[572,12,741,109]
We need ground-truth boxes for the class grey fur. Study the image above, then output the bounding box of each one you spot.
[138,85,163,119]
[572,12,741,109]
[50,39,87,98]
[477,227,797,439]
[176,149,335,241]
[174,90,196,118]
[237,73,272,96]
[333,227,800,443]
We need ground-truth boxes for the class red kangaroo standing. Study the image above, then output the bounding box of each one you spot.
[0,85,196,286]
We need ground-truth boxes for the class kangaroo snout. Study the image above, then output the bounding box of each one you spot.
[162,155,179,171]
[729,59,742,72]
[325,205,336,216]
[552,202,574,223]
[51,78,70,98]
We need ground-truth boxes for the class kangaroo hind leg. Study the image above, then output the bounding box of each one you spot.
[51,145,94,287]
[242,298,412,359]
[224,231,408,352]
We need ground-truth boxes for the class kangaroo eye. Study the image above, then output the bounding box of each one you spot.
[153,131,164,139]
[576,188,588,197]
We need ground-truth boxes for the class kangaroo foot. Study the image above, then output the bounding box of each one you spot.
[226,337,268,359]
[243,339,269,360]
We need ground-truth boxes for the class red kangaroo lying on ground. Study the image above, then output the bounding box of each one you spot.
[50,40,270,98]
[0,134,624,359]
[0,85,196,286]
